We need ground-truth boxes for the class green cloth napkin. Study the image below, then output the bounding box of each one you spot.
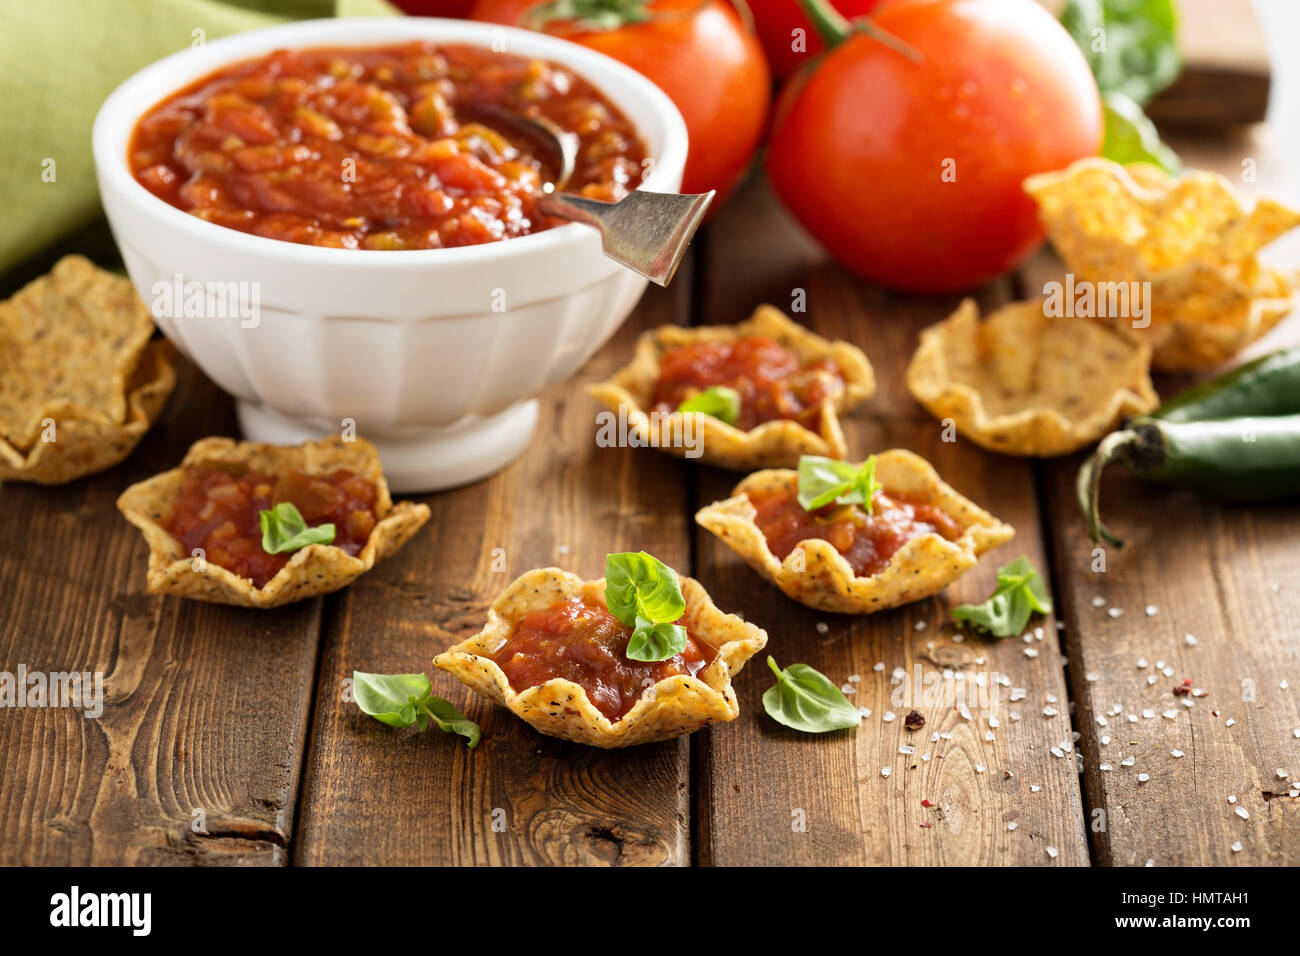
[0,0,400,276]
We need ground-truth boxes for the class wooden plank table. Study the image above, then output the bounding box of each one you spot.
[2,139,1297,867]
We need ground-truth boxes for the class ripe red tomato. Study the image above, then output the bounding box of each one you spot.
[767,0,1103,293]
[749,0,885,79]
[470,0,770,205]
[389,0,478,17]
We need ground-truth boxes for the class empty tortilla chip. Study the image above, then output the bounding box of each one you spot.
[695,451,1014,614]
[117,436,430,608]
[1024,158,1300,370]
[589,305,875,470]
[435,567,767,748]
[905,299,1158,456]
[0,256,155,448]
[0,256,173,483]
[0,340,176,484]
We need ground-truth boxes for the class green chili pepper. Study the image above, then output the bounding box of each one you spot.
[1078,348,1300,547]
[1153,346,1300,423]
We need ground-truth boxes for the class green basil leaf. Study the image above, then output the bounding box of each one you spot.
[626,615,689,662]
[352,671,481,747]
[762,657,862,734]
[422,696,482,749]
[352,671,433,728]
[677,385,741,426]
[604,552,686,629]
[1061,0,1180,105]
[950,557,1054,638]
[260,501,335,554]
[796,455,881,513]
[1100,91,1180,174]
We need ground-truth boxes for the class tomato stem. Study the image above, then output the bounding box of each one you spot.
[796,0,922,61]
[797,0,853,47]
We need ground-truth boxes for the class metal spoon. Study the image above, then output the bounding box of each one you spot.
[463,108,713,287]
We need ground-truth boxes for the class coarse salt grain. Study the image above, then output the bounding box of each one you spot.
[841,683,855,694]
[1138,773,1150,783]
[1101,735,1111,745]
[1024,647,1039,658]
[1007,822,1017,831]
[1235,806,1250,820]
[900,745,915,756]
[1086,672,1099,682]
[1185,633,1198,646]
[1225,718,1236,727]
[1121,756,1136,767]
[1171,749,1184,758]
[1091,596,1106,608]
[881,767,892,778]
[985,732,995,742]
[1100,763,1113,771]
[1030,785,1040,792]
[1231,842,1243,853]
[848,674,860,683]
[873,662,885,672]
[1145,605,1158,617]
[883,711,896,722]
[1228,795,1236,804]
[1137,658,1149,668]
[1046,846,1058,859]
[858,707,872,718]
[1108,607,1123,618]
[989,716,1000,728]
[1044,707,1058,717]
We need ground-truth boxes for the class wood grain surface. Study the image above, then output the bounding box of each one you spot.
[1020,130,1300,866]
[689,178,1090,866]
[0,360,323,865]
[1,134,1297,867]
[292,278,697,866]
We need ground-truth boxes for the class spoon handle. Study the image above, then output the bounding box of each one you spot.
[539,189,715,287]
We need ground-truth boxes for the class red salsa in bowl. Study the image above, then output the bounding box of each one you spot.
[166,467,379,587]
[749,484,964,578]
[489,598,715,720]
[652,336,846,430]
[129,42,648,250]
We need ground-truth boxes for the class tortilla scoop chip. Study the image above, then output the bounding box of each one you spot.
[1024,158,1300,371]
[0,256,156,449]
[588,305,875,470]
[695,451,1014,615]
[117,436,430,608]
[434,568,767,748]
[905,299,1158,456]
[0,339,177,484]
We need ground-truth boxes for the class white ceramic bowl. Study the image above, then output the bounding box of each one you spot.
[93,18,686,491]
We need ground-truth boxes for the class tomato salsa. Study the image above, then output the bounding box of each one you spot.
[166,467,378,587]
[749,484,964,577]
[490,599,714,720]
[129,42,647,249]
[653,336,845,430]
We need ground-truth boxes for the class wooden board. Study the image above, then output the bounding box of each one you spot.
[689,177,1091,866]
[1034,0,1272,127]
[0,359,322,865]
[1020,129,1300,865]
[291,279,697,866]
